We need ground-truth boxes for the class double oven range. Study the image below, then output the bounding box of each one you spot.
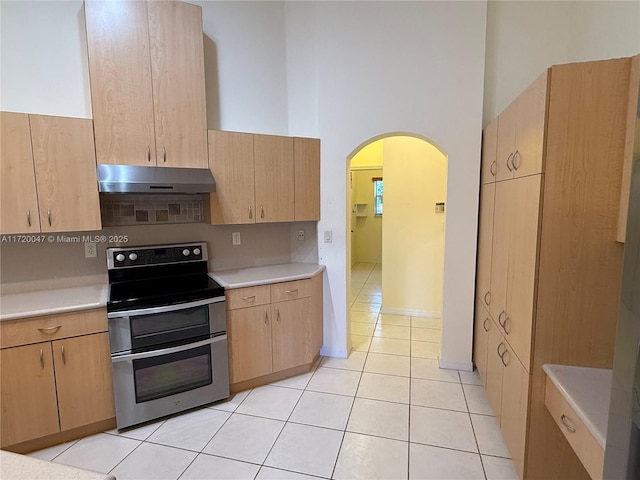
[106,242,229,430]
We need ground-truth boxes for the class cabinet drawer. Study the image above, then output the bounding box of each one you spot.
[0,309,108,349]
[226,285,271,310]
[544,377,604,480]
[271,279,312,303]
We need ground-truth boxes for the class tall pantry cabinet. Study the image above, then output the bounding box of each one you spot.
[474,57,633,479]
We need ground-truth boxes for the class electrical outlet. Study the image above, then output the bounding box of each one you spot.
[232,231,241,246]
[324,230,332,243]
[298,229,305,241]
[85,242,97,258]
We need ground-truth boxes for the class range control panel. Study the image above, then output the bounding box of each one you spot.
[107,243,207,269]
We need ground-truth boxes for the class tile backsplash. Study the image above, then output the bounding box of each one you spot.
[100,194,204,226]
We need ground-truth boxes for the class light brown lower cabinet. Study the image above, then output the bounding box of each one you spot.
[0,310,115,450]
[226,275,322,389]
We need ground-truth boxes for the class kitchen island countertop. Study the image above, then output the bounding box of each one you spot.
[209,263,324,289]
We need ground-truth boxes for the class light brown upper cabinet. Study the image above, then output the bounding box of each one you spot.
[85,0,207,168]
[474,57,632,479]
[0,112,101,234]
[481,117,498,184]
[208,130,320,225]
[495,71,548,181]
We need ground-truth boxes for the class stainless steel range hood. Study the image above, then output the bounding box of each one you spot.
[97,164,215,194]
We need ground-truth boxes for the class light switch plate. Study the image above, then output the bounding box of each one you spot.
[85,242,97,258]
[232,232,241,246]
[324,230,332,243]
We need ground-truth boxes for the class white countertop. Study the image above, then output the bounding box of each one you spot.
[543,364,612,448]
[0,284,109,321]
[209,263,325,289]
[0,450,115,480]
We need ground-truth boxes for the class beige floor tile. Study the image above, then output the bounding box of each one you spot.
[410,405,477,453]
[411,340,440,359]
[180,454,260,480]
[409,443,484,480]
[357,372,410,404]
[351,334,372,352]
[351,310,379,324]
[334,432,408,480]
[53,433,140,474]
[412,317,442,329]
[28,440,78,462]
[209,389,251,413]
[235,385,303,420]
[109,442,197,480]
[146,408,230,452]
[410,378,468,412]
[351,321,376,336]
[411,358,460,383]
[482,455,519,480]
[463,384,494,415]
[459,369,483,386]
[264,423,343,478]
[321,350,367,371]
[364,352,410,377]
[256,466,324,479]
[347,398,409,441]
[202,413,284,464]
[351,302,381,313]
[370,337,411,356]
[289,391,354,430]
[411,327,441,343]
[270,369,315,389]
[307,366,362,396]
[471,414,510,457]
[379,314,411,327]
[374,323,411,340]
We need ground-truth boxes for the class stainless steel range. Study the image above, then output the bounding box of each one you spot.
[106,242,229,430]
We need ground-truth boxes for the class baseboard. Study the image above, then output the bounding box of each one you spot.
[320,346,349,358]
[379,307,441,318]
[439,358,474,372]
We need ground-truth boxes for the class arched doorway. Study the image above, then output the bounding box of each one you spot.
[346,133,448,357]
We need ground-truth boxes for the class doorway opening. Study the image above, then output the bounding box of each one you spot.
[347,134,447,358]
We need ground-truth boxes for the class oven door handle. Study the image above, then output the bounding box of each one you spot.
[108,297,225,319]
[111,335,227,363]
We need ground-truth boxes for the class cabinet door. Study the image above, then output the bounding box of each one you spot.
[476,183,495,311]
[294,137,321,221]
[53,333,115,432]
[496,101,517,181]
[485,323,504,419]
[0,112,40,234]
[227,306,273,383]
[489,181,510,323]
[208,130,255,224]
[513,70,548,178]
[481,118,498,185]
[272,298,312,371]
[504,175,542,373]
[473,301,491,386]
[85,0,157,166]
[30,115,102,233]
[147,1,207,168]
[500,345,530,479]
[0,343,59,447]
[254,134,294,223]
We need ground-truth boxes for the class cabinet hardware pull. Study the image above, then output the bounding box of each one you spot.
[277,310,281,322]
[498,311,506,328]
[47,209,52,226]
[560,414,576,433]
[264,311,269,324]
[260,205,264,218]
[147,146,151,162]
[484,291,491,305]
[285,289,298,294]
[489,161,497,176]
[61,345,66,365]
[39,349,44,369]
[506,152,514,172]
[497,341,506,358]
[163,147,167,163]
[503,316,511,335]
[27,209,31,227]
[249,206,253,219]
[38,325,61,335]
[483,318,490,332]
[513,150,520,170]
[500,349,510,367]
[241,295,256,301]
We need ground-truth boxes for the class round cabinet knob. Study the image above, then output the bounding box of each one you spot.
[193,248,201,256]
[115,254,125,262]
[129,253,138,261]
[182,249,190,256]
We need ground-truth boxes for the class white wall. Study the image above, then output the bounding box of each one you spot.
[381,137,446,317]
[483,0,640,125]
[286,1,487,366]
[0,0,91,117]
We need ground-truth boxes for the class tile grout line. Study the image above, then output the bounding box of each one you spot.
[460,378,488,480]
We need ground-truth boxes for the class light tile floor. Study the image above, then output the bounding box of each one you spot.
[28,262,518,480]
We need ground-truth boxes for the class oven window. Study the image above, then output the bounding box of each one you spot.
[130,305,210,348]
[133,344,212,403]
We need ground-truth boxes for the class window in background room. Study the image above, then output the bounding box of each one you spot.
[373,177,383,215]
